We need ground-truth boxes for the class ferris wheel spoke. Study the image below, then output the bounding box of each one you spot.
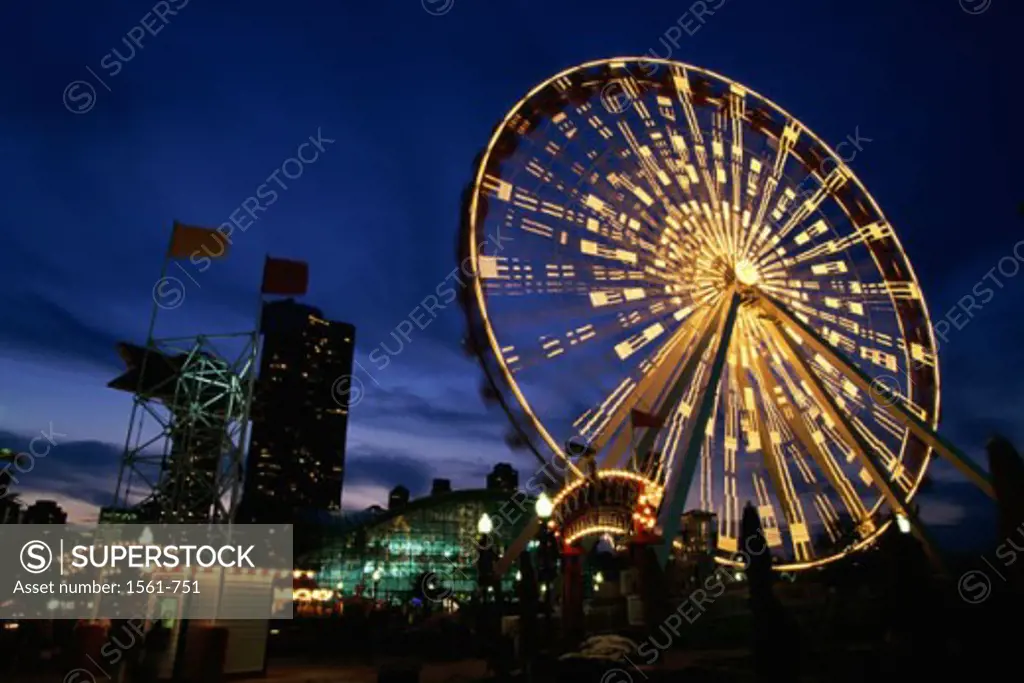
[757,290,897,376]
[576,301,715,455]
[749,472,786,548]
[716,373,742,547]
[734,332,813,562]
[669,66,721,209]
[475,239,686,291]
[590,338,695,471]
[624,293,729,465]
[479,273,689,307]
[754,167,853,263]
[735,157,772,259]
[530,312,677,368]
[597,304,726,472]
[751,373,815,562]
[848,413,915,498]
[759,292,995,498]
[763,218,894,274]
[478,183,668,264]
[724,85,746,227]
[483,292,692,348]
[643,167,729,254]
[758,311,946,568]
[743,118,802,259]
[497,301,713,458]
[763,316,908,498]
[493,125,704,254]
[612,121,674,207]
[747,328,872,532]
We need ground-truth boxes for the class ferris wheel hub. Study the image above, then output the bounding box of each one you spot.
[733,259,761,287]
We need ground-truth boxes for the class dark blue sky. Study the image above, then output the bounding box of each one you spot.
[0,0,1020,547]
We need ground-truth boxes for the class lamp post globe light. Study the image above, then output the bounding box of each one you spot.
[476,512,498,599]
[535,492,553,519]
[372,567,382,599]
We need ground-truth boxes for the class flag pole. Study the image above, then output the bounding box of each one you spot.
[147,221,178,343]
[231,254,267,521]
[213,256,266,626]
[111,222,178,511]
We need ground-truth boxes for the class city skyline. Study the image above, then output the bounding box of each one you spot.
[0,1,1019,550]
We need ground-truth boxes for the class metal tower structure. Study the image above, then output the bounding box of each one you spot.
[109,334,257,523]
[107,222,259,523]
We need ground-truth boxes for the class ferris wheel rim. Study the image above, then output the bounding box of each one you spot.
[463,57,941,569]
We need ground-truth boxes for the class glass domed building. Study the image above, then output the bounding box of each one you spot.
[298,486,536,603]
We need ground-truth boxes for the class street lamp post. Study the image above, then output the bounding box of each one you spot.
[535,493,555,642]
[372,568,382,600]
[476,512,503,672]
[477,513,495,600]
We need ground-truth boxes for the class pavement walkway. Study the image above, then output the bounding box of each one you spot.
[238,658,489,683]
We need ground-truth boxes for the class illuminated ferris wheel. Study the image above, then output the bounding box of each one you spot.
[460,58,993,572]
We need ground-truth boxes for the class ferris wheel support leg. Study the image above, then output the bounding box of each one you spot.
[624,304,723,472]
[758,293,995,499]
[597,314,707,471]
[655,292,741,567]
[761,316,947,574]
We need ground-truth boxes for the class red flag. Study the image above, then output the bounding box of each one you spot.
[169,222,227,259]
[262,257,308,295]
[630,409,664,429]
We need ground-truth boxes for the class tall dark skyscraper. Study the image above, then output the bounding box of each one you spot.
[241,299,355,521]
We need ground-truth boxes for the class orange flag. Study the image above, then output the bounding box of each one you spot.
[168,222,228,259]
